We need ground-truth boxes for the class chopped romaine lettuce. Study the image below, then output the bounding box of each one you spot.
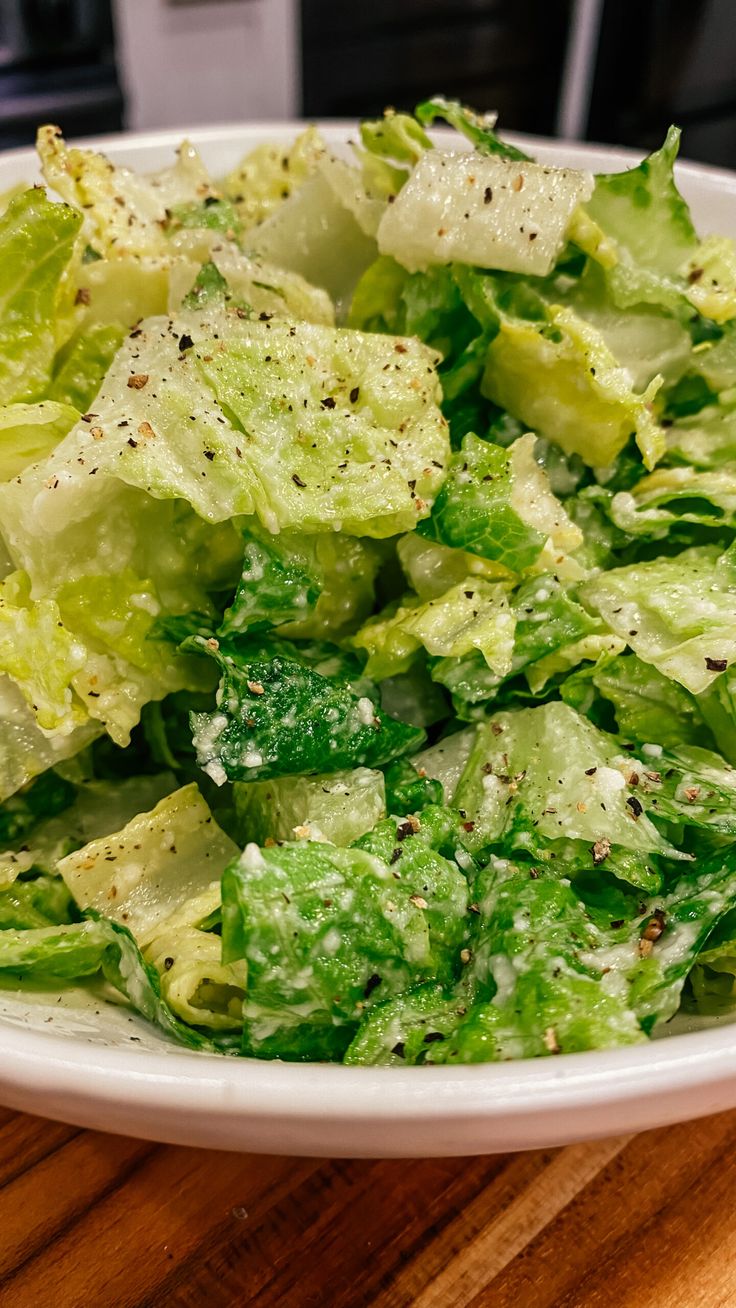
[582,545,736,695]
[0,188,81,404]
[0,108,732,1067]
[188,635,424,784]
[378,151,593,277]
[233,766,385,847]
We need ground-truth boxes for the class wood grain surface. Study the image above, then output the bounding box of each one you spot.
[0,1105,735,1307]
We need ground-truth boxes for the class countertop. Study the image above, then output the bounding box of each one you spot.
[0,1105,735,1306]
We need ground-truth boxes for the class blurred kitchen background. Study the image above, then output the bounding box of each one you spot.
[0,0,735,164]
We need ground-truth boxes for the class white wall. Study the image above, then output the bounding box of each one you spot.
[112,0,299,130]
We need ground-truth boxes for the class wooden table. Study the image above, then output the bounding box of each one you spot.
[0,1105,735,1306]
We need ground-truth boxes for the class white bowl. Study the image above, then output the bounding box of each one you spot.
[0,123,735,1158]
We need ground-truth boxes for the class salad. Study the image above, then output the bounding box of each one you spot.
[1,99,736,1067]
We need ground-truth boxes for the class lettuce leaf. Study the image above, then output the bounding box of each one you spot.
[418,431,582,573]
[220,524,379,642]
[188,635,425,784]
[454,700,683,860]
[353,579,515,681]
[38,127,217,259]
[222,127,325,230]
[482,303,665,469]
[378,151,593,277]
[582,544,736,695]
[0,188,81,404]
[0,400,79,481]
[221,816,468,1060]
[59,783,237,948]
[233,766,386,846]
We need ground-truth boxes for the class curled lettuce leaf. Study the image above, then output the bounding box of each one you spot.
[38,126,217,259]
[482,303,665,470]
[610,465,736,536]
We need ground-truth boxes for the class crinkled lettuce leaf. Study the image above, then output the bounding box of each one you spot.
[482,302,665,469]
[582,544,736,695]
[353,579,515,681]
[454,700,683,860]
[38,126,217,259]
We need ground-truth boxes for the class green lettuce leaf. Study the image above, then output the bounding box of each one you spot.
[415,96,529,160]
[0,400,79,481]
[353,579,515,681]
[0,187,81,404]
[418,431,582,573]
[220,524,379,642]
[233,766,386,847]
[221,815,468,1060]
[48,322,126,411]
[0,912,221,1050]
[188,635,425,784]
[454,700,683,861]
[581,544,736,695]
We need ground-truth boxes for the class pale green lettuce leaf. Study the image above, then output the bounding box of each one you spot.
[0,571,87,734]
[59,783,238,948]
[378,151,593,276]
[222,126,325,230]
[0,187,81,404]
[681,234,736,323]
[0,677,99,803]
[233,767,386,846]
[665,401,736,470]
[610,465,736,535]
[195,317,448,536]
[482,304,665,469]
[582,545,736,694]
[248,170,377,307]
[145,922,246,1030]
[353,579,515,681]
[0,400,79,481]
[397,533,513,600]
[38,127,217,259]
[455,700,682,857]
